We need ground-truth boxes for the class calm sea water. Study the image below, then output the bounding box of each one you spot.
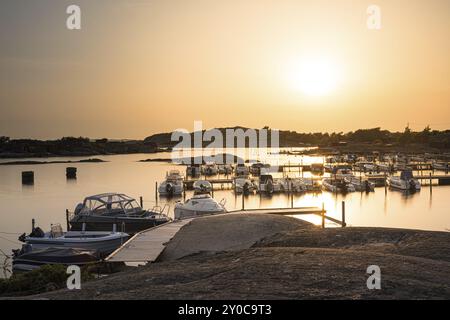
[1,149,449,277]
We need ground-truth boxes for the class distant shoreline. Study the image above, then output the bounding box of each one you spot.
[0,158,107,166]
[2,126,450,160]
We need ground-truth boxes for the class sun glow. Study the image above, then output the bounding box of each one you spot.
[285,56,342,97]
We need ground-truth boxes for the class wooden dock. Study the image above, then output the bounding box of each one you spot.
[230,204,347,228]
[106,204,346,263]
[106,219,193,263]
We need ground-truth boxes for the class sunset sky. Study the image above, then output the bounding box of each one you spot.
[1,0,449,139]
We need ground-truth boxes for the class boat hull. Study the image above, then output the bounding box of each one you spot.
[12,248,98,273]
[70,216,169,234]
[388,179,421,191]
[174,207,225,220]
[25,234,128,257]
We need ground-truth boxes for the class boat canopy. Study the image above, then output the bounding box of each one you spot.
[80,193,142,216]
[400,169,414,180]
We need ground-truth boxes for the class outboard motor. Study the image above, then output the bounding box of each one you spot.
[266,179,274,194]
[338,180,348,193]
[364,180,371,192]
[243,182,250,195]
[409,180,416,191]
[166,183,174,195]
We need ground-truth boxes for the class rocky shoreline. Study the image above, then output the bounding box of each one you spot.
[6,214,449,300]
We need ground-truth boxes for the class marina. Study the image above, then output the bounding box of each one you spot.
[1,150,450,278]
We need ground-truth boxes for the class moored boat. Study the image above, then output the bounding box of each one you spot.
[158,170,184,196]
[202,162,218,176]
[69,193,170,234]
[387,169,421,191]
[235,164,250,176]
[19,224,129,257]
[432,161,449,171]
[322,178,356,193]
[12,247,99,273]
[174,194,227,220]
[345,176,375,192]
[193,180,213,194]
[233,177,258,194]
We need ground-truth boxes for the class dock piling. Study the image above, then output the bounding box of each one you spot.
[22,171,34,185]
[66,209,70,231]
[429,172,432,192]
[384,173,387,194]
[321,203,325,229]
[140,196,143,208]
[155,182,158,205]
[342,201,346,227]
[66,167,77,179]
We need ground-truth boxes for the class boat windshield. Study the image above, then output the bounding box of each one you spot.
[80,193,143,216]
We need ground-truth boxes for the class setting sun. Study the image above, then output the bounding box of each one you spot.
[285,57,342,97]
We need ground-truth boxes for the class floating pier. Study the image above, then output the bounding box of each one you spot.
[231,204,346,228]
[106,219,193,263]
[106,203,345,264]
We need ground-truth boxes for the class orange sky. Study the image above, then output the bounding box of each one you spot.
[0,0,449,139]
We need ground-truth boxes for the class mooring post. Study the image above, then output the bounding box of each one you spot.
[66,167,77,179]
[32,218,35,232]
[321,202,325,229]
[429,172,432,192]
[22,171,34,185]
[155,182,158,205]
[66,209,70,231]
[384,173,387,194]
[140,196,143,208]
[342,201,346,227]
[291,181,294,208]
[242,193,245,211]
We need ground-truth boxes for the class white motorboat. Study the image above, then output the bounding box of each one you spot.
[387,169,421,191]
[158,170,184,196]
[301,178,322,191]
[249,163,271,176]
[186,164,201,177]
[218,164,233,175]
[19,224,129,257]
[322,178,356,193]
[233,177,258,194]
[193,180,213,194]
[432,161,449,171]
[202,162,218,176]
[332,168,354,180]
[258,174,286,194]
[292,178,308,192]
[355,162,377,173]
[376,163,392,173]
[235,164,250,176]
[174,194,227,220]
[345,176,375,192]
